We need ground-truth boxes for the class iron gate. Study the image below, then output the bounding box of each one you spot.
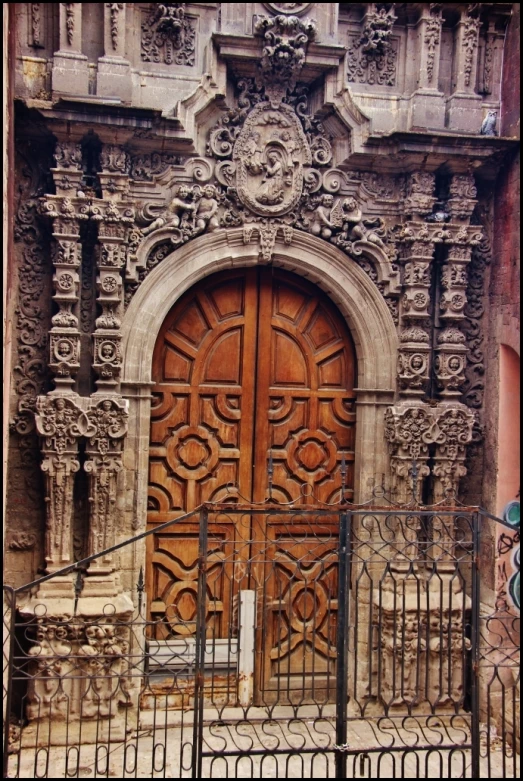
[3,503,520,778]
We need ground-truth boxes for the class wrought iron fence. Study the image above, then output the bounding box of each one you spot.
[3,501,520,778]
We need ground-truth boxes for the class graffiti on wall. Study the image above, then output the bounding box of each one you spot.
[496,499,520,613]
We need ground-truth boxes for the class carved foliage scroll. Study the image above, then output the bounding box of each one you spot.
[141,3,196,66]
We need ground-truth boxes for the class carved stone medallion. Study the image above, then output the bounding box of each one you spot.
[233,102,312,217]
[263,3,314,15]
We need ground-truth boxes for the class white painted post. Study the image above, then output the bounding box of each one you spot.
[238,590,256,707]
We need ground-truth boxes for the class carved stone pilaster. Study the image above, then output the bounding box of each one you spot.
[435,327,468,398]
[432,402,475,502]
[83,397,129,595]
[30,3,45,49]
[90,198,135,393]
[41,191,90,393]
[384,402,434,503]
[59,3,82,52]
[420,4,443,88]
[35,395,92,593]
[397,221,438,397]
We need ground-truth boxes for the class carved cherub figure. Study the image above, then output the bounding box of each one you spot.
[244,133,264,175]
[195,185,220,233]
[310,194,338,239]
[141,185,197,235]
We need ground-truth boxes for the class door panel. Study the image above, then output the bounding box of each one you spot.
[146,268,357,694]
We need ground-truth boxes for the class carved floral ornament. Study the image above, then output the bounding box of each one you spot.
[141,3,196,67]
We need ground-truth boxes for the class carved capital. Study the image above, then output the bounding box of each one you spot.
[447,174,478,223]
[86,397,129,456]
[404,173,437,218]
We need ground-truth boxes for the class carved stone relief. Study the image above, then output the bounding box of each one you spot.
[254,14,317,100]
[347,4,398,87]
[30,3,44,48]
[424,6,443,84]
[385,401,475,502]
[106,3,124,51]
[141,3,196,66]
[462,11,482,88]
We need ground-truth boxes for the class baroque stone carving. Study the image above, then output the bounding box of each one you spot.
[35,395,91,575]
[405,172,437,218]
[54,141,83,171]
[8,532,38,551]
[385,401,475,502]
[447,173,478,221]
[483,36,495,94]
[100,145,129,175]
[64,3,75,47]
[254,14,317,100]
[84,398,128,584]
[462,12,481,88]
[461,232,491,410]
[106,3,124,51]
[30,4,44,48]
[425,7,443,84]
[141,3,196,67]
[348,4,398,87]
[233,102,312,216]
[360,4,397,55]
[130,152,182,181]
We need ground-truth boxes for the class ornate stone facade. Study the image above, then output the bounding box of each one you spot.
[4,3,519,748]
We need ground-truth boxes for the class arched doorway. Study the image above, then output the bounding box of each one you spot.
[146,267,357,701]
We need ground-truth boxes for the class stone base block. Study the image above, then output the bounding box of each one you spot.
[52,52,89,96]
[97,57,132,103]
[410,90,446,131]
[446,93,484,134]
[21,716,127,748]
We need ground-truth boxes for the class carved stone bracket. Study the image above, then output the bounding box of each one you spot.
[254,14,317,101]
[405,172,437,219]
[385,400,475,503]
[243,220,294,263]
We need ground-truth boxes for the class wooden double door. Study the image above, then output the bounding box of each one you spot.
[147,268,356,701]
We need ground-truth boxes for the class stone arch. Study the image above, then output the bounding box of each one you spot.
[120,229,398,520]
[122,229,398,390]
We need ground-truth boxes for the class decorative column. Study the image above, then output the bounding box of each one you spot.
[411,3,445,129]
[90,148,134,395]
[83,397,129,596]
[384,402,434,505]
[98,3,132,102]
[447,4,483,132]
[432,403,475,504]
[52,3,89,95]
[42,146,89,394]
[436,174,478,399]
[34,395,90,597]
[397,173,438,399]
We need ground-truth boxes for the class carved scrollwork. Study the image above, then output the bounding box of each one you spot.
[141,3,196,67]
[254,14,317,101]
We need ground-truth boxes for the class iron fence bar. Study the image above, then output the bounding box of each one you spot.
[471,510,482,780]
[335,511,350,779]
[478,507,519,531]
[192,507,209,780]
[3,587,16,780]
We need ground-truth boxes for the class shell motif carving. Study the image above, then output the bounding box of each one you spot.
[233,102,312,218]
